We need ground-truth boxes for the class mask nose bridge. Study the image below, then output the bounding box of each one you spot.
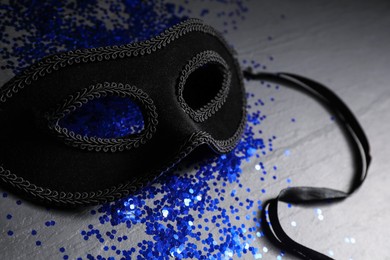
[143,50,205,143]
[149,76,202,142]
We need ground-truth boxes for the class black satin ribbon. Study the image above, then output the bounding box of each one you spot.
[243,70,371,260]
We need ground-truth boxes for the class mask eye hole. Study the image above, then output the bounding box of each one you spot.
[183,63,224,110]
[59,96,145,138]
[178,51,231,122]
[47,82,157,152]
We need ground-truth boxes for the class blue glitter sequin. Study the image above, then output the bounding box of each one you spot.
[59,96,145,138]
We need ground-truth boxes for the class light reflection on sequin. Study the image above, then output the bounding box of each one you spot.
[316,208,325,221]
[184,198,191,206]
[162,209,169,218]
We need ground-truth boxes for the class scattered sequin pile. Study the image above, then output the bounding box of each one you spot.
[0,0,184,74]
[77,89,283,259]
[0,0,250,76]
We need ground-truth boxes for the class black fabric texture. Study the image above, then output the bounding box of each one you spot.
[0,22,245,205]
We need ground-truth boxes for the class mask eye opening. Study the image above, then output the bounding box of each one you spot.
[59,95,145,139]
[177,50,231,123]
[46,82,158,152]
[183,63,225,110]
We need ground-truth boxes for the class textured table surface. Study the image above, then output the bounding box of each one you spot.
[1,1,390,259]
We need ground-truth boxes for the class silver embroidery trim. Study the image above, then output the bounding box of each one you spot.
[45,82,158,152]
[177,50,231,122]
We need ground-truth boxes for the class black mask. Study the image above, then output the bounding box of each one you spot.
[0,19,246,205]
